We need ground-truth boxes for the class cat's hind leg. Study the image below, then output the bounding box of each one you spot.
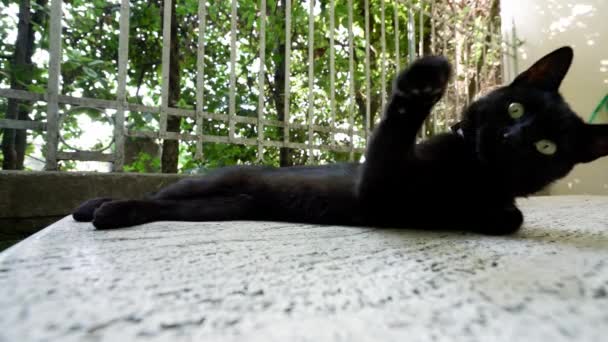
[92,194,256,229]
[72,191,158,222]
[72,197,114,222]
[72,175,230,223]
[151,166,264,200]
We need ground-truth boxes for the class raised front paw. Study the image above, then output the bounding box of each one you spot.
[393,56,452,107]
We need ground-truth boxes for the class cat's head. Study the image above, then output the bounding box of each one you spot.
[459,46,608,196]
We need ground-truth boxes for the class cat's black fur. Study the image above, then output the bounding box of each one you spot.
[73,46,608,235]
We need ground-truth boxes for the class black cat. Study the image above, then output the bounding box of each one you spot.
[73,46,608,235]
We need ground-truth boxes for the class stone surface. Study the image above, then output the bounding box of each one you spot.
[0,195,607,342]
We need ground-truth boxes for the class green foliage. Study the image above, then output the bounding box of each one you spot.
[124,151,161,173]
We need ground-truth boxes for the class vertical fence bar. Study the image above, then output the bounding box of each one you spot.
[347,0,355,161]
[284,0,292,147]
[442,18,449,131]
[406,1,417,138]
[430,0,435,54]
[475,22,483,98]
[160,0,172,138]
[482,21,491,89]
[329,0,336,145]
[430,0,437,135]
[257,0,266,161]
[477,29,482,98]
[462,16,471,108]
[442,17,448,58]
[114,0,130,171]
[454,28,459,124]
[511,22,518,76]
[419,1,424,57]
[407,1,415,64]
[45,0,62,170]
[195,0,207,160]
[229,0,238,141]
[393,1,400,70]
[364,0,371,139]
[464,41,469,106]
[500,20,508,83]
[419,1,425,139]
[502,32,509,83]
[380,0,386,111]
[476,58,481,98]
[307,0,315,161]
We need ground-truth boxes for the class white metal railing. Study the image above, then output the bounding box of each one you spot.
[0,0,518,171]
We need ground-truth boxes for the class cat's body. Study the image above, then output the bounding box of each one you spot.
[73,46,608,234]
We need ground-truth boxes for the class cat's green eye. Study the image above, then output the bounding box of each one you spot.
[535,139,557,155]
[508,102,525,119]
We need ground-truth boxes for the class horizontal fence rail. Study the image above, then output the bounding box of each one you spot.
[0,0,517,171]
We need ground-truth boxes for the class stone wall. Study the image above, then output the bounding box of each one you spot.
[0,171,193,246]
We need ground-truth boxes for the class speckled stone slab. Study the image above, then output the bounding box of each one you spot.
[1,195,607,342]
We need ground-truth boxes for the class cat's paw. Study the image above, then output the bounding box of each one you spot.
[473,205,523,236]
[393,56,452,107]
[92,200,150,229]
[72,197,114,222]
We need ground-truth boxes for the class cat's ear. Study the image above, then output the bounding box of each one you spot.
[579,124,608,163]
[510,46,573,92]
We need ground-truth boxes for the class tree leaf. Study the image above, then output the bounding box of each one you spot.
[82,66,98,78]
[88,60,105,66]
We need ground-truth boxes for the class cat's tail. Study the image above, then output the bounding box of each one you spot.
[72,197,114,222]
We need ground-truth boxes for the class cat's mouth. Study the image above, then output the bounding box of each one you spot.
[475,129,553,196]
[475,126,524,173]
[474,125,502,165]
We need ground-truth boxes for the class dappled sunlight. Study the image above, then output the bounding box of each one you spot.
[502,1,602,65]
[502,1,606,115]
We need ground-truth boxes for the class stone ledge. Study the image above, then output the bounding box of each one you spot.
[0,195,607,341]
[0,171,194,235]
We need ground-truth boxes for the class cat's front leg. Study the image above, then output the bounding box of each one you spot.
[358,56,451,202]
[469,203,524,235]
[367,56,452,159]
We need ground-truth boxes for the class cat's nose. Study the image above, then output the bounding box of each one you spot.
[502,128,517,140]
[502,116,534,141]
[501,127,524,146]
